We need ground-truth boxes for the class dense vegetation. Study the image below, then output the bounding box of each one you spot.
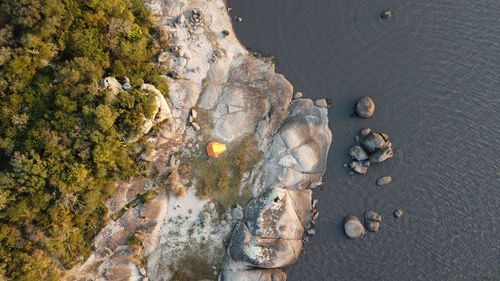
[0,0,167,280]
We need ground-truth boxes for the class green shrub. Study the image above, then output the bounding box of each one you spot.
[0,0,167,279]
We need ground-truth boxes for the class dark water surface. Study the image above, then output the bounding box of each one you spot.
[227,0,499,280]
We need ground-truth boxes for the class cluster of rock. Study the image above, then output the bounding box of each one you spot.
[343,210,383,239]
[348,128,394,175]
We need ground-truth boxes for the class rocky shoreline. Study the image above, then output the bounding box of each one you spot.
[65,0,331,280]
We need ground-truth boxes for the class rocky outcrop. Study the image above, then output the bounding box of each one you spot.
[220,98,331,279]
[68,0,331,280]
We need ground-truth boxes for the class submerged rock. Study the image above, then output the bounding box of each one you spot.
[380,9,393,19]
[343,215,365,239]
[394,209,404,218]
[376,176,392,186]
[356,96,375,118]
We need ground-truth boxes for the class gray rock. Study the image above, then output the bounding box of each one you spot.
[231,207,244,220]
[394,209,404,218]
[102,77,123,96]
[380,9,393,19]
[356,96,375,118]
[350,161,368,175]
[366,221,380,232]
[306,229,316,236]
[361,128,372,136]
[360,132,386,153]
[349,145,369,161]
[199,210,211,225]
[191,122,200,131]
[354,135,360,142]
[348,171,355,176]
[343,163,348,168]
[314,98,328,107]
[343,215,365,239]
[363,161,371,167]
[122,82,132,91]
[235,16,243,22]
[190,109,198,119]
[293,91,303,99]
[376,176,392,186]
[381,133,390,141]
[369,141,394,163]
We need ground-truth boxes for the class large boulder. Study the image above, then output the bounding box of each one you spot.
[343,215,365,239]
[263,99,332,190]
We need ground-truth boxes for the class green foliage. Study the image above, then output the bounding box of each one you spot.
[0,0,167,279]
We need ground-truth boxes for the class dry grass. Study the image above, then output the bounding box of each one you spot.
[179,135,262,208]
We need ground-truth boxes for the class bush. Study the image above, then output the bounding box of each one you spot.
[0,0,166,279]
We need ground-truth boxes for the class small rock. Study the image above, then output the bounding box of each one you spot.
[213,49,222,58]
[356,96,375,118]
[312,199,319,209]
[312,211,319,222]
[235,16,243,22]
[366,221,380,232]
[306,229,316,236]
[178,14,186,24]
[231,207,244,220]
[376,176,392,186]
[381,133,390,141]
[222,29,230,37]
[302,236,309,243]
[365,211,382,222]
[199,210,211,225]
[190,109,198,119]
[394,209,404,218]
[360,132,386,153]
[354,135,360,142]
[191,122,201,131]
[293,91,303,99]
[380,9,393,19]
[122,82,132,91]
[361,128,372,136]
[363,161,371,167]
[369,141,394,163]
[207,202,215,211]
[343,215,365,239]
[315,98,328,107]
[349,145,369,161]
[348,171,355,176]
[350,161,368,174]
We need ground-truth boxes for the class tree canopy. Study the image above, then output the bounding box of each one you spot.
[0,0,166,279]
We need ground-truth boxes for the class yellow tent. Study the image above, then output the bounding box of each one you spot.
[206,142,226,158]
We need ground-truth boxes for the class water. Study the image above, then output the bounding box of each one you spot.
[227,0,500,280]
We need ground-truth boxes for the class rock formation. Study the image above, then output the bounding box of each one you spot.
[66,0,332,280]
